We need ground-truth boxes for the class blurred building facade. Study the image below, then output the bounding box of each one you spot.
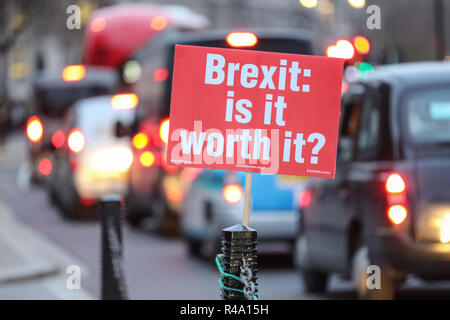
[0,0,449,128]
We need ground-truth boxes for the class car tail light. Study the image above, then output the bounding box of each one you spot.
[387,205,407,225]
[153,68,169,82]
[298,189,312,208]
[140,151,155,167]
[70,158,78,171]
[222,184,243,204]
[110,93,138,110]
[159,118,170,144]
[38,158,52,176]
[80,197,96,207]
[385,173,407,225]
[68,129,85,153]
[26,116,43,143]
[51,130,65,149]
[386,173,405,193]
[326,39,355,60]
[132,132,148,149]
[62,65,86,82]
[226,32,258,47]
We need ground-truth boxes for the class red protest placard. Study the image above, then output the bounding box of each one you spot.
[166,45,344,178]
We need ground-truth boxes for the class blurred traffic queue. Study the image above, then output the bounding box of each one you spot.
[26,65,120,183]
[115,28,314,238]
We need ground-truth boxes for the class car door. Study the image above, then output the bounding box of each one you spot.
[307,91,363,273]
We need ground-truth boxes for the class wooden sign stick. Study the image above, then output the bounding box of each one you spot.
[242,172,253,227]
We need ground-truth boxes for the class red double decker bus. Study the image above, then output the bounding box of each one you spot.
[83,3,209,68]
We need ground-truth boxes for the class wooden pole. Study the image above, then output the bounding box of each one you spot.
[242,172,253,227]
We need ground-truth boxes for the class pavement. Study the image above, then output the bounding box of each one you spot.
[0,135,94,300]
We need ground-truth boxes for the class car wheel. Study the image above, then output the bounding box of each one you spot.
[125,202,144,228]
[352,246,397,300]
[295,234,328,293]
[146,197,179,236]
[186,237,203,256]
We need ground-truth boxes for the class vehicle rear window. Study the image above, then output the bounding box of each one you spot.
[77,98,134,146]
[405,87,450,145]
[35,86,113,118]
[184,38,312,55]
[163,37,312,112]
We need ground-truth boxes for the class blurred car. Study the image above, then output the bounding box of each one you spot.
[120,28,314,233]
[181,170,308,257]
[294,62,450,299]
[27,65,119,183]
[49,94,135,219]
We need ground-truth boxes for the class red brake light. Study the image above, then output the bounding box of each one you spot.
[68,129,85,153]
[386,173,406,193]
[38,158,52,176]
[51,130,65,149]
[159,118,170,144]
[385,173,407,225]
[110,93,138,110]
[387,205,407,225]
[226,32,258,47]
[26,116,43,143]
[299,190,312,208]
[222,184,243,204]
[62,65,86,82]
[153,68,169,82]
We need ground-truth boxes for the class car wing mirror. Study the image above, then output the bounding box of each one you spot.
[114,121,133,138]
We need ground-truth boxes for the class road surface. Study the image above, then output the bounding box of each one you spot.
[1,132,450,299]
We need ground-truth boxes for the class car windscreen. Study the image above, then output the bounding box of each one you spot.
[34,85,114,118]
[404,87,450,146]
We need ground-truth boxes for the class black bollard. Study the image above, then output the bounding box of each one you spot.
[217,224,258,300]
[100,194,128,300]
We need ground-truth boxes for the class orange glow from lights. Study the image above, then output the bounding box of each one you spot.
[167,187,183,203]
[90,17,106,32]
[26,116,43,143]
[62,65,86,82]
[51,130,65,148]
[353,36,370,54]
[140,151,155,167]
[226,32,258,47]
[68,129,85,153]
[159,118,170,144]
[386,173,406,193]
[387,205,407,225]
[151,16,167,30]
[110,93,138,110]
[38,158,52,176]
[223,184,243,204]
[132,133,148,149]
